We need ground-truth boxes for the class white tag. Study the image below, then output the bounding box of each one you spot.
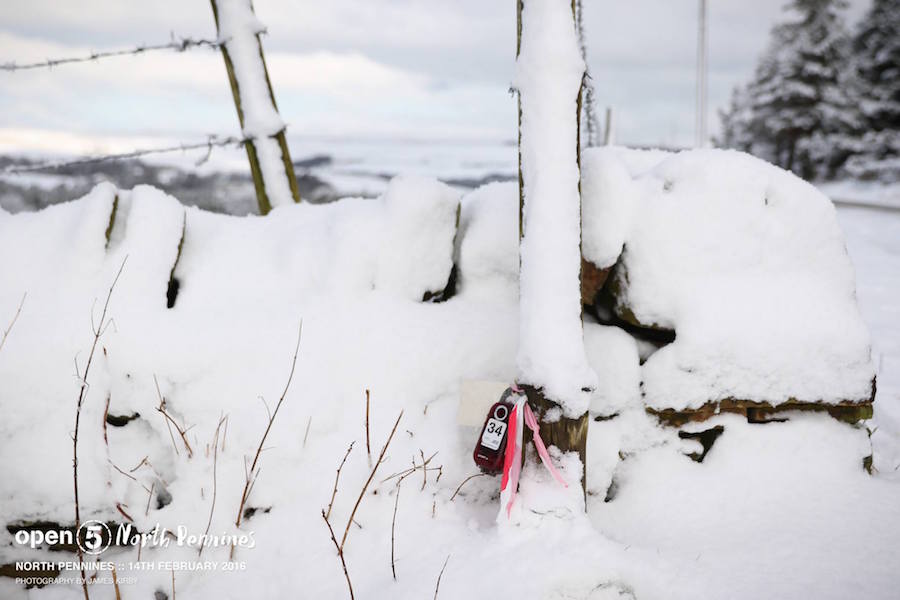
[457,379,509,426]
[480,418,507,450]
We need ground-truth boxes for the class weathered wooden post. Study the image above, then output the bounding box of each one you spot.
[516,0,596,499]
[210,0,301,214]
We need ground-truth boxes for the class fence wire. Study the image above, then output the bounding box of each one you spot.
[1,34,223,72]
[1,135,251,175]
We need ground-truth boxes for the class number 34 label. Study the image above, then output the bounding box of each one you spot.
[480,418,507,450]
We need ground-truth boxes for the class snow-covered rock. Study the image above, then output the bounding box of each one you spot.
[581,147,876,410]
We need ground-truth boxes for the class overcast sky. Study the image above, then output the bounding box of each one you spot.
[0,0,872,155]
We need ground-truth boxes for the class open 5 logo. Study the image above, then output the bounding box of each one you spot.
[78,520,112,555]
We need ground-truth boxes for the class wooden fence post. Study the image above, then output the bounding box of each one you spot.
[210,0,301,214]
[516,0,593,498]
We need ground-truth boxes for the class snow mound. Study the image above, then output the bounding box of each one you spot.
[583,323,641,416]
[582,147,875,410]
[376,175,460,301]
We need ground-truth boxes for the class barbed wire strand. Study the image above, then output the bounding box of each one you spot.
[1,34,224,72]
[575,0,599,148]
[1,135,251,175]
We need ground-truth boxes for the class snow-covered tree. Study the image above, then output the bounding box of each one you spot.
[843,0,900,181]
[719,0,860,179]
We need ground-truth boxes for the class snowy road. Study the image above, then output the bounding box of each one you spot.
[838,204,900,470]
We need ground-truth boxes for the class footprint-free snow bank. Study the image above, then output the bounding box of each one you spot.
[582,147,876,420]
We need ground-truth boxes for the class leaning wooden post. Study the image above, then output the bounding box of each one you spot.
[516,0,596,500]
[210,0,301,214]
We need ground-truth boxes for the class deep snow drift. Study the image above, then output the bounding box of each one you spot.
[0,149,898,599]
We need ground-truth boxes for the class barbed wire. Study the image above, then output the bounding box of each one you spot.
[0,135,252,175]
[575,0,599,148]
[1,34,224,72]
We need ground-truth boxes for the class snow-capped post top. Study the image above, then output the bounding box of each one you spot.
[515,0,597,418]
[214,0,284,138]
[212,0,298,212]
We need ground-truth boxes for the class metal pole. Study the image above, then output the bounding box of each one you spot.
[696,0,708,148]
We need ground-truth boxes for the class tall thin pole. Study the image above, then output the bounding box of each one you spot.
[695,0,708,148]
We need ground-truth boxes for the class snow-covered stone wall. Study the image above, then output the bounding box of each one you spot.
[582,147,876,411]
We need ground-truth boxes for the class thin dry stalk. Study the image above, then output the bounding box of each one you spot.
[364,389,371,464]
[199,415,227,557]
[111,565,121,600]
[73,258,126,600]
[146,481,155,516]
[171,569,176,600]
[154,375,193,458]
[381,451,439,484]
[339,410,403,550]
[434,555,450,600]
[420,449,427,491]
[322,510,354,600]
[0,291,25,354]
[232,321,303,560]
[390,466,420,581]
[115,503,134,523]
[391,483,401,581]
[326,442,355,520]
[450,473,488,502]
[302,416,312,448]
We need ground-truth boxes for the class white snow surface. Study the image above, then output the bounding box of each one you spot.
[515,0,596,416]
[0,172,898,599]
[582,147,876,410]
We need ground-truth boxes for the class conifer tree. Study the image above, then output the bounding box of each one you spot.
[719,0,858,179]
[844,0,900,181]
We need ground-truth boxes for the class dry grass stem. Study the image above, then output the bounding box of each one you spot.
[73,258,126,600]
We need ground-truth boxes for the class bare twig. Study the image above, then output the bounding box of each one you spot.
[340,411,403,550]
[233,322,303,558]
[389,463,423,581]
[434,555,450,600]
[365,389,372,464]
[200,414,228,557]
[73,258,126,600]
[111,564,121,600]
[326,442,355,520]
[302,416,312,448]
[154,374,193,458]
[1,35,222,72]
[322,510,354,600]
[115,502,134,523]
[391,482,401,581]
[420,449,427,491]
[146,481,155,516]
[171,569,176,600]
[381,451,439,483]
[450,473,488,502]
[0,291,25,354]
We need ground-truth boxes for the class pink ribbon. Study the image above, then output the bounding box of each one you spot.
[500,392,568,517]
[523,403,568,488]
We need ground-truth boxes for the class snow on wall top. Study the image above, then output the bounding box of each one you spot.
[515,0,596,416]
[582,147,876,410]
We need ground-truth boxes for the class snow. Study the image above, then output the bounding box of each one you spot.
[376,176,460,301]
[456,181,519,299]
[582,147,876,411]
[515,0,596,416]
[214,0,294,208]
[583,323,641,416]
[1,166,899,599]
[580,147,636,269]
